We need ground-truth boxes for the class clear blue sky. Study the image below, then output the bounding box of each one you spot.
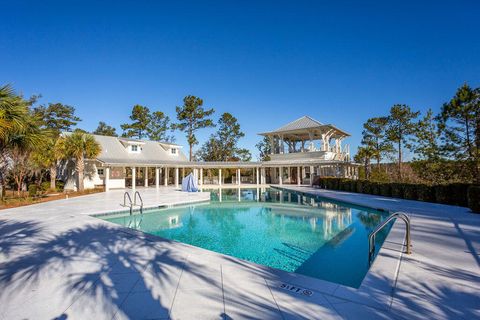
[1,1,479,159]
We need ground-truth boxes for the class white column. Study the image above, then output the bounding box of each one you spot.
[287,167,291,183]
[219,169,222,186]
[155,167,159,189]
[256,167,260,185]
[175,167,179,188]
[261,168,266,184]
[279,167,283,185]
[182,167,185,179]
[144,166,148,187]
[310,166,314,185]
[200,168,203,185]
[105,167,110,192]
[236,168,241,185]
[132,167,136,191]
[164,167,168,186]
[297,166,301,185]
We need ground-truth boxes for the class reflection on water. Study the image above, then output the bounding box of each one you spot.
[206,188,355,241]
[103,188,390,288]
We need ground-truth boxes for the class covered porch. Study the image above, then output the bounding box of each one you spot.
[97,160,359,191]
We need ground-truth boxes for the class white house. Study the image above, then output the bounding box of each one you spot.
[63,116,359,191]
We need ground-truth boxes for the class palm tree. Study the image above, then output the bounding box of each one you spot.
[61,131,101,192]
[31,137,66,190]
[1,84,46,196]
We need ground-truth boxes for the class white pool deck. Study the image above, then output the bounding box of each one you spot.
[0,186,478,319]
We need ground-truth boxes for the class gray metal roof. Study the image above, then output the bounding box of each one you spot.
[93,135,188,165]
[268,116,323,133]
[258,115,350,137]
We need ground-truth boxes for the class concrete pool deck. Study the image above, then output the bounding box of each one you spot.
[0,186,479,319]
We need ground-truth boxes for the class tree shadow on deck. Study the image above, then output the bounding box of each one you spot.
[0,219,222,319]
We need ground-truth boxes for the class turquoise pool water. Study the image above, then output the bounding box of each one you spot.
[101,188,391,288]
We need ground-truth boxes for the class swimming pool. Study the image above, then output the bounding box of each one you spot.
[101,188,391,288]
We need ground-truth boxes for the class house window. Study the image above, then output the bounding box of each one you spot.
[171,148,177,154]
[131,145,138,152]
[97,168,104,176]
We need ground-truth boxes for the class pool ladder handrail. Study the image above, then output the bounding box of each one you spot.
[133,191,144,215]
[368,212,412,264]
[121,192,134,215]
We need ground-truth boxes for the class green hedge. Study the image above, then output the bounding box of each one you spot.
[467,186,480,213]
[314,177,478,209]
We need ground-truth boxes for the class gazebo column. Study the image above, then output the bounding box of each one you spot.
[132,166,136,191]
[175,168,179,188]
[279,167,283,185]
[155,167,160,189]
[269,136,275,154]
[256,167,259,185]
[182,167,185,179]
[297,166,301,185]
[280,135,285,154]
[261,168,266,184]
[219,169,222,186]
[105,167,110,191]
[309,131,314,151]
[199,168,203,185]
[164,167,168,186]
[144,166,148,187]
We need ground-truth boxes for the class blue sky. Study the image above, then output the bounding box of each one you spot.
[1,1,479,159]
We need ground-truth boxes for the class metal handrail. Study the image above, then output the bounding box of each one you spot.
[133,191,144,215]
[121,192,133,215]
[368,212,412,264]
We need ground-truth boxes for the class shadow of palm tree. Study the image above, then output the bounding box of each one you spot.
[0,219,222,319]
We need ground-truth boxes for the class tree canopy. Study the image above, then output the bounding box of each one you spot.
[438,84,480,183]
[196,113,251,162]
[147,111,174,142]
[361,117,392,165]
[385,104,420,179]
[255,136,271,161]
[33,102,81,135]
[173,95,215,161]
[93,121,118,137]
[121,105,151,139]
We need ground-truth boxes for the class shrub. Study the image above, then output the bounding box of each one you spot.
[370,182,381,195]
[356,180,365,193]
[311,177,473,208]
[56,181,65,192]
[403,184,418,200]
[40,181,51,192]
[434,185,450,205]
[28,185,38,197]
[467,186,480,213]
[378,183,392,197]
[390,183,404,198]
[416,185,435,202]
[448,183,470,207]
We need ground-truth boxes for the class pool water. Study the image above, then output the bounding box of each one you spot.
[101,188,391,288]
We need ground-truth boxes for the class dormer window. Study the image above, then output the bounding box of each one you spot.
[128,144,141,153]
[171,148,177,155]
